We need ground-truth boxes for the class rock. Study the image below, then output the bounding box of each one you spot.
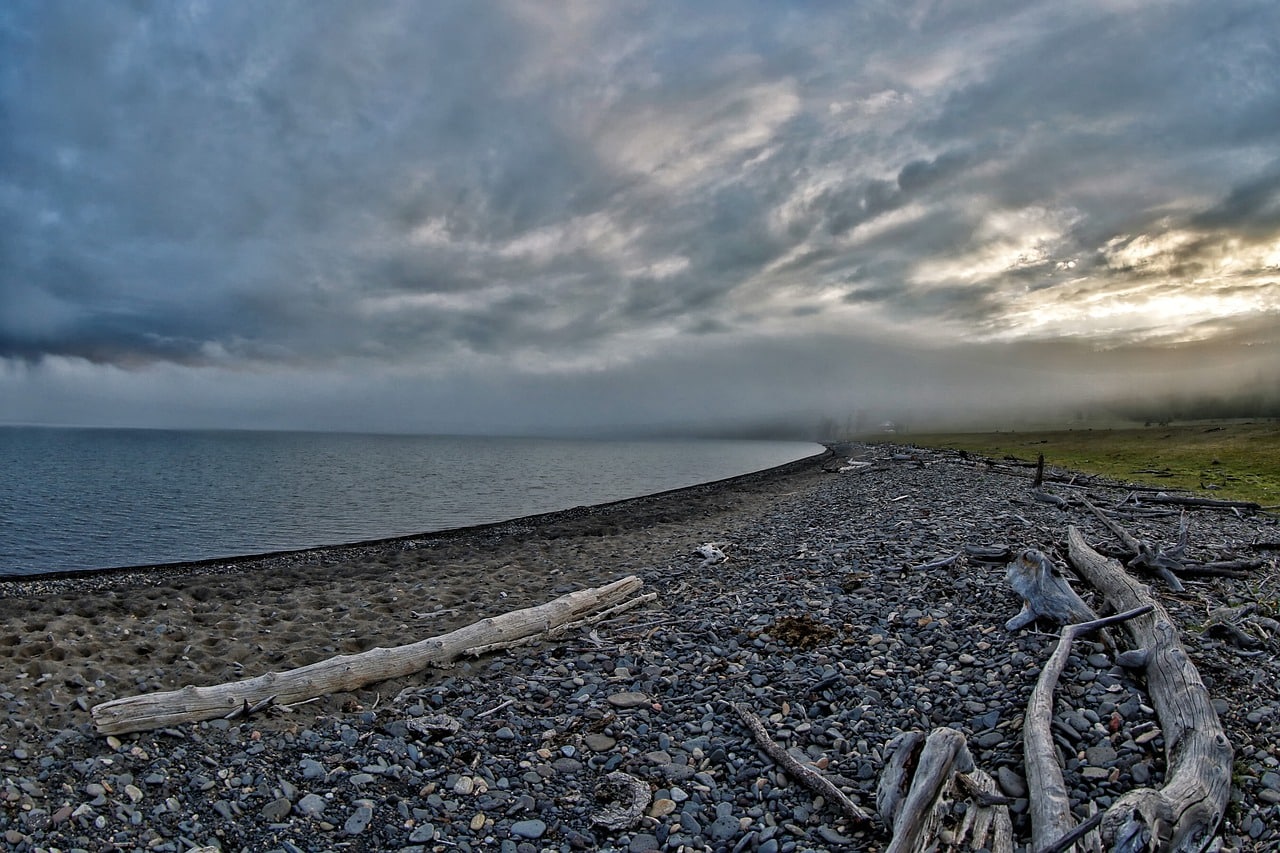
[628,832,660,852]
[997,766,1027,799]
[647,798,677,818]
[262,797,292,822]
[344,804,373,835]
[510,818,547,839]
[295,793,327,818]
[607,692,651,709]
[584,734,616,752]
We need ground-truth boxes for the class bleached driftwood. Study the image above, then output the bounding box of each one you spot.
[1067,527,1232,852]
[1005,549,1099,631]
[92,576,645,736]
[877,728,1012,853]
[1023,605,1153,853]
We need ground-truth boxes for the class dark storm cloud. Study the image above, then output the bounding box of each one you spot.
[3,0,1279,431]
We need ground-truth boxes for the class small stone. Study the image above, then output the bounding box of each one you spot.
[1260,771,1280,791]
[1131,762,1153,785]
[124,784,144,804]
[1086,744,1118,765]
[510,818,547,839]
[607,692,651,709]
[1081,767,1110,780]
[4,831,23,845]
[344,805,373,836]
[470,812,487,831]
[709,813,739,842]
[262,797,292,822]
[975,731,1003,749]
[584,733,616,752]
[1258,789,1280,805]
[409,822,436,842]
[629,832,660,852]
[295,793,327,818]
[997,766,1027,799]
[1115,649,1148,668]
[816,826,852,846]
[648,798,677,818]
[299,758,326,780]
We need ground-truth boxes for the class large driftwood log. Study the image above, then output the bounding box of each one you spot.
[1066,528,1232,852]
[1024,605,1153,853]
[92,576,645,736]
[1005,549,1099,631]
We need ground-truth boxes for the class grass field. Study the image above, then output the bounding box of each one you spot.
[868,421,1280,508]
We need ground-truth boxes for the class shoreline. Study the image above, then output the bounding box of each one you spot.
[0,442,1276,851]
[0,448,833,593]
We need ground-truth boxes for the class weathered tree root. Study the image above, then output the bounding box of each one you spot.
[1005,548,1099,631]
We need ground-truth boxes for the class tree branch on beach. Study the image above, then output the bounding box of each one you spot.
[91,576,647,736]
[1022,605,1153,853]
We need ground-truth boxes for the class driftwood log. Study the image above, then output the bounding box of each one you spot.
[1005,549,1099,631]
[92,576,645,736]
[1066,528,1232,852]
[1023,605,1153,853]
[876,727,1012,853]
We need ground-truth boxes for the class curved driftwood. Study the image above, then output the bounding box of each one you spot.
[1066,527,1232,852]
[1005,549,1098,631]
[1024,605,1153,853]
[92,576,645,736]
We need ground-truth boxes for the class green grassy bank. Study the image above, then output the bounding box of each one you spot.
[868,421,1280,508]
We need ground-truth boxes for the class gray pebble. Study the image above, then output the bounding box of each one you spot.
[344,804,373,836]
[510,818,547,839]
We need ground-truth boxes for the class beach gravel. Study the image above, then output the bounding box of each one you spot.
[0,443,1277,851]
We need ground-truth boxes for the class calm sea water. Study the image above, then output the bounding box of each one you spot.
[0,427,820,576]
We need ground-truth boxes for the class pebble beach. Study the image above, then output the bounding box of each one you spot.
[1,443,1277,852]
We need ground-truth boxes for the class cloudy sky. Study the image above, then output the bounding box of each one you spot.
[3,1,1279,436]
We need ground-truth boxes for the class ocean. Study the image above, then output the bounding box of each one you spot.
[0,427,821,576]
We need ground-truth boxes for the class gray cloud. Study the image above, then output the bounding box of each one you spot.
[2,0,1279,432]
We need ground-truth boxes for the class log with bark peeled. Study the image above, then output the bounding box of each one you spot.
[1066,527,1232,852]
[92,575,645,736]
[1005,549,1099,631]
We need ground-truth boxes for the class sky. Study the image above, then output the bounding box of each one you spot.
[3,0,1279,437]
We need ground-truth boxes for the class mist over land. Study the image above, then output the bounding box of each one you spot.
[3,2,1279,437]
